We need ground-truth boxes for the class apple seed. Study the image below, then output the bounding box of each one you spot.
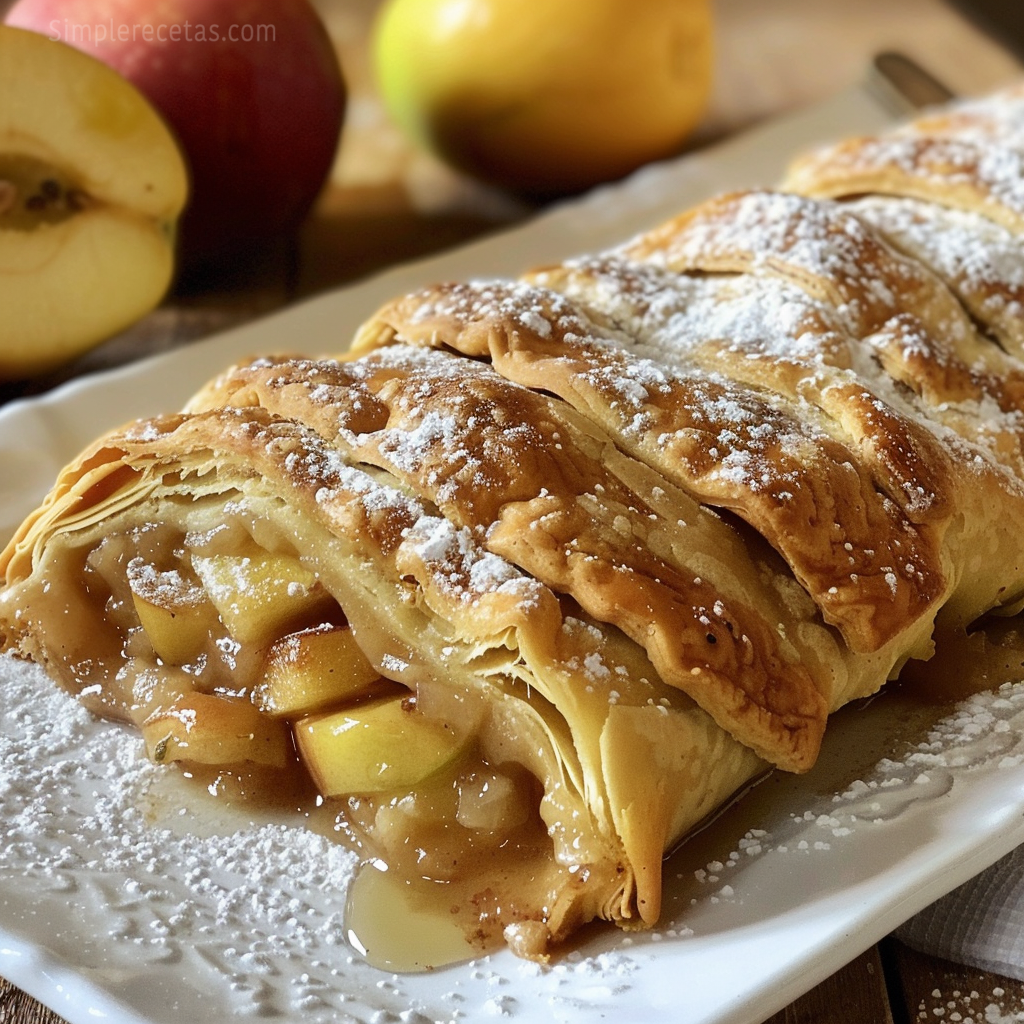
[0,180,16,217]
[0,158,96,228]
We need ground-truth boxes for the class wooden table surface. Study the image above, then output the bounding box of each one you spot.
[3,1,1024,1021]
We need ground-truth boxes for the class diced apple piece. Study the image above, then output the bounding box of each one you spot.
[0,26,187,379]
[127,558,221,665]
[142,691,293,768]
[295,694,466,796]
[191,551,332,646]
[455,769,532,831]
[254,623,383,717]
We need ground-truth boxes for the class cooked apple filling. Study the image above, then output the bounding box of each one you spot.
[6,493,586,958]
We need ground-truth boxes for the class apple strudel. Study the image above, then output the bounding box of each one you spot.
[5,84,1024,962]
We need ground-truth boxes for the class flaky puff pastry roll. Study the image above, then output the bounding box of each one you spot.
[0,387,775,957]
[7,84,1024,962]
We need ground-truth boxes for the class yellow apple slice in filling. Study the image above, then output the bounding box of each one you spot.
[126,557,222,666]
[296,693,467,796]
[142,691,293,768]
[255,623,384,717]
[191,551,333,646]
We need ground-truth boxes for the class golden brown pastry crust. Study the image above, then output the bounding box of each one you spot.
[352,275,955,658]
[188,347,829,770]
[0,392,770,948]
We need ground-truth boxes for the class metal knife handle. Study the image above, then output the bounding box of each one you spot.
[869,51,957,113]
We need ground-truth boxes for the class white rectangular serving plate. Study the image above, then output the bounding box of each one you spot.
[5,80,1024,1024]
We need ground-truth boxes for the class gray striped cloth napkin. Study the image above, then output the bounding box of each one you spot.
[898,846,1024,980]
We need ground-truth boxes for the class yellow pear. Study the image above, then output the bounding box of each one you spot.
[373,0,713,196]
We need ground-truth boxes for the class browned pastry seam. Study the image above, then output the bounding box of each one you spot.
[188,349,828,770]
[522,248,963,527]
[614,191,1024,409]
[620,191,975,344]
[848,196,1024,360]
[351,279,952,656]
[785,135,1024,236]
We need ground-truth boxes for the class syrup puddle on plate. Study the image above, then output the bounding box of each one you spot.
[345,861,478,971]
[140,759,501,971]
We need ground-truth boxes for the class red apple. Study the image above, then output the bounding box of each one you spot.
[6,0,346,273]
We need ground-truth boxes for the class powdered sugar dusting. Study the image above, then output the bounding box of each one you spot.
[126,558,205,607]
[910,986,1024,1024]
[807,134,1024,225]
[408,278,584,343]
[0,654,368,1021]
[627,191,963,336]
[402,514,541,607]
[901,86,1024,150]
[536,253,851,368]
[851,195,1024,347]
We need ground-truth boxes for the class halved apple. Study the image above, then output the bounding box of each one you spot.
[296,694,467,796]
[0,25,187,379]
[142,691,293,768]
[255,623,384,717]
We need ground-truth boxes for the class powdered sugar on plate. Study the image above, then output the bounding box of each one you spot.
[639,679,1024,970]
[0,653,365,1020]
